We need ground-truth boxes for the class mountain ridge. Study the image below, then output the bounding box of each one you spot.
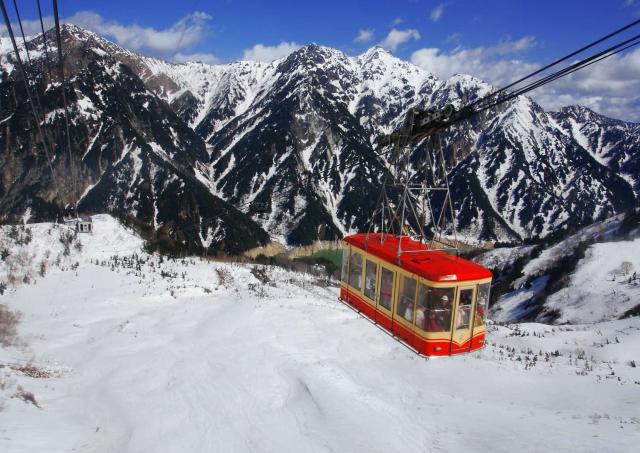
[1,25,637,248]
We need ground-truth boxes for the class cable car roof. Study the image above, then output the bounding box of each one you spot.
[344,233,492,283]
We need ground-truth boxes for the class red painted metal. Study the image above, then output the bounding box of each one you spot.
[340,286,485,357]
[343,233,492,283]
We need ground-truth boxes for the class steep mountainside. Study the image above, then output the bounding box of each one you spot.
[1,25,638,246]
[550,105,640,196]
[0,25,268,254]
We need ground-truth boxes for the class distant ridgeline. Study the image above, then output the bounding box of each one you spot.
[0,25,637,254]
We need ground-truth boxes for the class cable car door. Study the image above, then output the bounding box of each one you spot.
[450,286,475,354]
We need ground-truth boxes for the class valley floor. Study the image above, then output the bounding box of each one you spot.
[0,216,638,452]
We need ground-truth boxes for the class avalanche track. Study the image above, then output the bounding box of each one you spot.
[0,215,638,452]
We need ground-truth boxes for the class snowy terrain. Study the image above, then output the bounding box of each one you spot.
[486,214,640,324]
[544,238,640,323]
[1,215,639,452]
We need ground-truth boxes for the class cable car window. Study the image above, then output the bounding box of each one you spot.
[397,275,417,322]
[378,267,394,310]
[456,288,473,329]
[349,250,363,290]
[421,287,454,332]
[415,283,429,330]
[364,260,377,300]
[474,283,490,327]
[341,249,349,283]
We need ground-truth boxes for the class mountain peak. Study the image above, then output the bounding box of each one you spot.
[359,46,392,60]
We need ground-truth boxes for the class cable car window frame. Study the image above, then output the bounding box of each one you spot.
[416,284,455,334]
[455,287,475,330]
[378,266,394,312]
[474,283,490,328]
[348,249,364,291]
[396,274,417,324]
[364,259,378,301]
[341,247,349,284]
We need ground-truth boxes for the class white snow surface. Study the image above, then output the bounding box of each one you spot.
[545,238,640,324]
[1,216,639,452]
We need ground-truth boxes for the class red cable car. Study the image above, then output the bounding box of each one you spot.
[339,233,492,356]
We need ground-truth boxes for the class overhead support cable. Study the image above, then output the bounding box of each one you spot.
[0,0,59,201]
[52,0,78,209]
[466,18,640,111]
[472,33,640,117]
[36,0,53,81]
[11,0,31,65]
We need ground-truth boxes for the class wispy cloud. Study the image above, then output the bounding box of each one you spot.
[411,36,640,121]
[242,41,301,62]
[379,28,421,52]
[354,29,374,44]
[0,10,213,58]
[173,52,221,65]
[390,17,403,27]
[68,11,212,54]
[410,36,537,86]
[445,32,461,44]
[430,4,445,22]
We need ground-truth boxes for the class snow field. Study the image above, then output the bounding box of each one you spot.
[0,216,638,452]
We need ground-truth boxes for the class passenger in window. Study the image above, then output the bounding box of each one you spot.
[379,269,393,310]
[415,300,428,330]
[403,301,413,322]
[456,290,473,328]
[415,285,429,330]
[426,294,452,332]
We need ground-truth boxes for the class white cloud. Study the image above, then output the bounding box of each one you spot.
[354,29,374,44]
[0,15,55,38]
[410,37,537,86]
[410,37,640,121]
[173,52,221,65]
[430,4,445,22]
[532,47,640,121]
[390,17,403,27]
[379,28,421,52]
[0,10,212,57]
[242,42,301,62]
[68,11,211,54]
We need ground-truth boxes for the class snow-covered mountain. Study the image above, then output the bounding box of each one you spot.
[477,210,640,324]
[0,26,269,254]
[1,25,638,248]
[550,105,640,196]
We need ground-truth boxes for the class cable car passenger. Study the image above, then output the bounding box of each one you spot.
[415,284,429,330]
[397,276,417,322]
[379,268,394,310]
[427,293,453,332]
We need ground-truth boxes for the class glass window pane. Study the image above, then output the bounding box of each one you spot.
[349,251,363,290]
[364,260,377,300]
[456,288,473,329]
[396,275,417,322]
[474,283,490,327]
[341,249,349,283]
[423,287,454,332]
[378,267,394,310]
[415,283,430,330]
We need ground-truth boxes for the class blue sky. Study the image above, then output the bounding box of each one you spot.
[3,0,640,120]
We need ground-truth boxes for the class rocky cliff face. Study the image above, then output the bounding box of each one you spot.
[0,25,269,254]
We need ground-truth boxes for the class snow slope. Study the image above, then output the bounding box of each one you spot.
[485,214,640,324]
[544,238,640,323]
[1,216,639,452]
